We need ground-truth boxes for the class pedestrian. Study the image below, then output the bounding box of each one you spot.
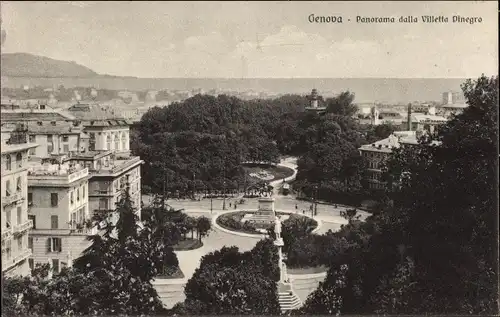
[234,203,237,209]
[302,209,305,214]
[295,204,298,210]
[229,202,232,208]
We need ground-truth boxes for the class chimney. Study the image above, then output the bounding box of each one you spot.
[407,103,412,131]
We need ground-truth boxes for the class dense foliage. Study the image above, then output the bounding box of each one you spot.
[297,75,499,315]
[170,239,281,315]
[133,92,385,203]
[2,192,195,316]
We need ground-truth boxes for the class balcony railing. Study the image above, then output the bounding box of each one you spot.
[14,220,33,235]
[2,248,32,271]
[2,192,24,207]
[14,248,32,264]
[1,228,13,242]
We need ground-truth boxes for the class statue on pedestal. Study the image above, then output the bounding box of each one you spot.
[274,215,282,240]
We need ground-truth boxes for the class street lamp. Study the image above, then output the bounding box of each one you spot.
[222,180,227,210]
[314,185,318,217]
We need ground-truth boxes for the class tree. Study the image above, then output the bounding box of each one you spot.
[177,242,281,315]
[195,216,212,241]
[325,91,358,117]
[300,75,499,315]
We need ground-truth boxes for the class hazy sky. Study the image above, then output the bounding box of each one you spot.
[1,1,497,78]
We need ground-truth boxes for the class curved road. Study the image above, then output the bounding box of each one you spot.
[146,157,369,282]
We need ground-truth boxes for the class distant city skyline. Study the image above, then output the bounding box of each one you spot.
[1,1,498,78]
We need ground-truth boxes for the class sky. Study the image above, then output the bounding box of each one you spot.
[0,1,498,78]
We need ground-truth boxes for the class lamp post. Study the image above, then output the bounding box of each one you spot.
[222,180,227,210]
[192,172,196,199]
[314,185,318,217]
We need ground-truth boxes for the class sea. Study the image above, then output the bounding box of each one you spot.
[1,76,467,103]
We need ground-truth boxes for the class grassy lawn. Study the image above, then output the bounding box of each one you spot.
[156,266,185,279]
[173,238,203,251]
[216,211,317,235]
[242,165,295,184]
[288,265,328,275]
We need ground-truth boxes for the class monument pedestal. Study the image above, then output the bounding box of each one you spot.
[245,197,276,225]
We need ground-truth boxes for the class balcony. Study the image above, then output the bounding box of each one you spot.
[28,168,89,187]
[14,248,32,264]
[2,228,13,243]
[14,220,33,235]
[69,220,98,235]
[2,192,24,207]
[2,248,32,271]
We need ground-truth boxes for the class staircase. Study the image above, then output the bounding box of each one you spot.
[278,282,302,312]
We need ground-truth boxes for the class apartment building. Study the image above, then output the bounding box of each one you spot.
[1,133,38,277]
[359,130,441,190]
[67,103,131,156]
[0,109,89,158]
[26,160,93,272]
[65,151,143,223]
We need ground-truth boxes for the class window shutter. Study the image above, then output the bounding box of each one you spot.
[47,238,52,252]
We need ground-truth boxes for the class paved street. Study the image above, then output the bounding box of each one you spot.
[143,157,370,281]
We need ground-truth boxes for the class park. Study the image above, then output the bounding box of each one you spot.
[143,157,370,310]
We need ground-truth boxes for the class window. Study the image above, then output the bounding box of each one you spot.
[99,198,108,210]
[51,215,59,229]
[5,154,12,170]
[28,237,33,250]
[78,208,84,222]
[114,135,119,150]
[52,259,60,273]
[51,121,56,126]
[82,185,86,198]
[18,237,22,250]
[62,135,69,142]
[106,134,111,150]
[70,191,74,204]
[28,215,36,229]
[29,135,36,143]
[5,180,11,196]
[29,258,34,270]
[71,212,77,224]
[77,188,80,201]
[37,121,42,126]
[47,135,53,141]
[16,177,22,192]
[48,238,62,252]
[50,193,58,207]
[6,210,11,227]
[28,192,33,206]
[63,144,69,153]
[17,207,22,225]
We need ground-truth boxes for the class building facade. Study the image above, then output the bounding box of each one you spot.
[1,134,38,277]
[27,161,93,272]
[65,151,143,223]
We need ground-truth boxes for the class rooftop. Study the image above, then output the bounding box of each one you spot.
[441,103,468,109]
[92,156,143,176]
[0,109,75,122]
[1,121,84,135]
[1,141,38,155]
[66,150,113,160]
[67,103,131,126]
[410,114,448,122]
[27,162,89,185]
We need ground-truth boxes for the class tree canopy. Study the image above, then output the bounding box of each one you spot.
[298,75,499,315]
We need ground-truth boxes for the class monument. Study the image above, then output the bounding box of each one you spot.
[273,215,288,283]
[243,197,277,226]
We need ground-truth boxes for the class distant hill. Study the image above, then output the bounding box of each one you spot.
[1,53,98,78]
